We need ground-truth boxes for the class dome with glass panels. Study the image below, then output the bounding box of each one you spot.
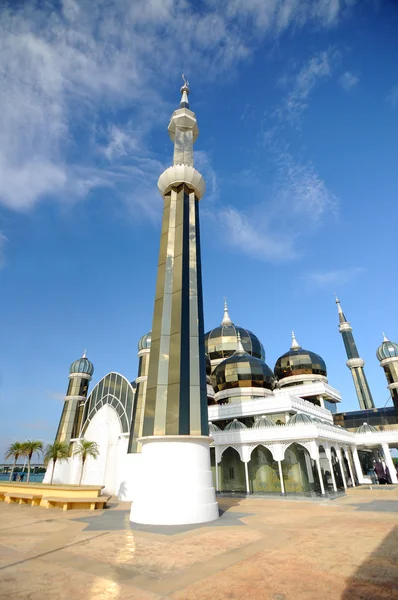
[225,419,247,431]
[205,300,265,363]
[211,333,275,393]
[69,351,94,376]
[288,413,313,425]
[252,415,276,428]
[138,331,152,351]
[274,332,327,384]
[357,422,378,434]
[376,334,398,361]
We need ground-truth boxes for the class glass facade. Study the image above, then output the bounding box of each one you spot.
[333,407,398,431]
[219,447,246,492]
[211,354,275,393]
[341,330,359,360]
[81,372,135,437]
[281,443,322,495]
[67,377,89,398]
[205,325,265,362]
[274,348,327,380]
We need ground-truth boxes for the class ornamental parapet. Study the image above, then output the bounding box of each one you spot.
[355,428,398,445]
[210,422,355,446]
[208,392,334,423]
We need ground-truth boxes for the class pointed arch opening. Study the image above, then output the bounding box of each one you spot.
[281,442,322,495]
[248,445,281,494]
[219,446,245,492]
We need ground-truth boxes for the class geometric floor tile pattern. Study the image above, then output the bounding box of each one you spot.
[0,489,397,599]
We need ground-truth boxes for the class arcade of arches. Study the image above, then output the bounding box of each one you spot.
[214,442,356,495]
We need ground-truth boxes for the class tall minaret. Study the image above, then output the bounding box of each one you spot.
[376,333,398,416]
[55,351,94,447]
[335,296,375,410]
[130,77,218,526]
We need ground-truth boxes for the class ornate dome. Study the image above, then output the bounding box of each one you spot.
[252,415,276,428]
[205,300,265,362]
[138,331,152,351]
[376,334,398,361]
[288,413,313,425]
[274,332,327,382]
[225,419,247,431]
[357,422,378,434]
[69,351,94,376]
[208,421,221,433]
[211,334,275,393]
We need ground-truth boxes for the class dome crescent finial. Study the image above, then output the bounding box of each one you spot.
[221,297,233,326]
[82,349,87,358]
[291,331,300,350]
[236,331,245,354]
[383,332,388,342]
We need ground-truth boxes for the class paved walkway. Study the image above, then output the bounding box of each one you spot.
[0,488,397,599]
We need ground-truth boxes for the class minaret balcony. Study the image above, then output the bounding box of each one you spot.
[158,165,206,199]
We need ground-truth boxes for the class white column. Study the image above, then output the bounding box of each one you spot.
[338,449,347,490]
[215,462,219,492]
[316,458,325,495]
[278,461,285,494]
[381,443,398,484]
[244,461,250,494]
[345,447,356,487]
[352,447,366,484]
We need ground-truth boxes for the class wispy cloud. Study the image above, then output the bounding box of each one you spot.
[339,71,359,91]
[0,233,7,269]
[0,0,357,217]
[386,84,398,108]
[217,206,298,263]
[273,49,340,128]
[302,266,366,287]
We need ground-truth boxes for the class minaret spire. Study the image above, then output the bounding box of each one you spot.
[221,297,233,327]
[383,332,388,342]
[236,332,245,354]
[335,296,375,410]
[180,74,190,109]
[291,331,301,350]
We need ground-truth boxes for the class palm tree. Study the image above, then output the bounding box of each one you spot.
[5,442,24,481]
[22,440,43,483]
[44,442,70,485]
[73,440,99,485]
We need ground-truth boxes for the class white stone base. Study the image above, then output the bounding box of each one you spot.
[130,435,219,526]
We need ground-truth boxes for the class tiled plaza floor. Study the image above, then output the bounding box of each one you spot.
[0,488,397,599]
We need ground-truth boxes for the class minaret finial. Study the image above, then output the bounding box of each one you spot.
[82,349,87,358]
[221,297,233,327]
[291,331,301,350]
[383,332,388,342]
[334,293,347,323]
[236,332,245,354]
[180,74,190,109]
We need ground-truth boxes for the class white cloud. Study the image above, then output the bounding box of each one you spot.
[386,84,398,108]
[0,0,357,216]
[0,233,7,268]
[302,266,366,287]
[218,206,298,262]
[273,150,338,223]
[339,71,359,91]
[273,48,340,127]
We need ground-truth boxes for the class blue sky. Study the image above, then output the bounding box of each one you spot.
[1,0,398,459]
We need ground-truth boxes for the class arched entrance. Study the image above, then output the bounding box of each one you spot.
[248,445,281,493]
[282,443,321,495]
[341,448,353,487]
[82,404,122,494]
[330,446,345,490]
[219,447,245,492]
[318,445,334,492]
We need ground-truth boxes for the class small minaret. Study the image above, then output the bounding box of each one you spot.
[335,296,375,410]
[128,332,151,453]
[376,333,398,416]
[55,351,94,446]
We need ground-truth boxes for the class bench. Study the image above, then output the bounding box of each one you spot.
[5,493,42,507]
[42,495,111,511]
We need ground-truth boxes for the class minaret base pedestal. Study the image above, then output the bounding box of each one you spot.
[129,435,219,526]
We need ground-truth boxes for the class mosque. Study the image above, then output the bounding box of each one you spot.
[45,296,398,498]
[44,80,398,501]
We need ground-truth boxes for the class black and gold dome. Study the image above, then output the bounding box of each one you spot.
[211,333,275,393]
[205,300,265,363]
[274,332,327,385]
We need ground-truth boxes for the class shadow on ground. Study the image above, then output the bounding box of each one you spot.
[341,526,398,599]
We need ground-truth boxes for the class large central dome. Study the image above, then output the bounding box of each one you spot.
[205,300,265,364]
